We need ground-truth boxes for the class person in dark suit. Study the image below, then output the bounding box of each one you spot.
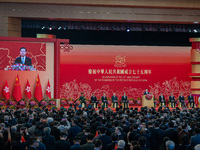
[188,93,195,108]
[80,133,95,150]
[54,132,71,150]
[169,93,176,108]
[15,47,32,66]
[95,126,112,150]
[71,136,81,150]
[50,121,60,141]
[112,93,118,108]
[68,119,82,144]
[106,133,119,150]
[121,93,128,108]
[144,89,149,95]
[101,93,108,108]
[164,122,179,147]
[94,140,103,150]
[29,137,39,150]
[91,93,97,108]
[79,93,86,108]
[42,127,56,150]
[190,128,200,148]
[179,93,185,108]
[159,93,166,107]
[116,140,125,150]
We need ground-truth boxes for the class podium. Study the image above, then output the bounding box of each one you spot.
[142,95,154,107]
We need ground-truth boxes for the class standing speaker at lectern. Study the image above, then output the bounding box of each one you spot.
[144,89,150,95]
[15,47,32,66]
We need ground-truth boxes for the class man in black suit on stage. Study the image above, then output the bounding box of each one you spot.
[15,47,32,66]
[169,93,176,108]
[79,92,86,108]
[144,89,150,95]
[179,93,185,108]
[159,93,166,107]
[91,93,97,108]
[112,93,118,108]
[121,92,128,108]
[188,93,195,108]
[101,93,108,108]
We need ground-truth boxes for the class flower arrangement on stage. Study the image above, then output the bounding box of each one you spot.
[75,100,80,105]
[60,98,67,105]
[67,98,74,105]
[185,99,189,105]
[129,99,134,105]
[136,100,142,105]
[0,100,6,106]
[19,100,26,107]
[9,100,17,106]
[40,100,48,106]
[29,99,38,107]
[49,99,56,106]
[6,63,35,71]
[146,94,152,100]
[108,100,112,106]
[154,100,159,105]
[176,99,179,104]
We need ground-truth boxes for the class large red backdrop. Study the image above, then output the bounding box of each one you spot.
[60,45,191,100]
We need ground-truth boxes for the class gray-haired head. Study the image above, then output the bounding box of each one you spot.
[44,127,51,135]
[11,126,17,133]
[195,144,200,150]
[118,140,125,149]
[166,140,175,150]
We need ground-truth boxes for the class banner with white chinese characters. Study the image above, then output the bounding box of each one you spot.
[60,45,191,100]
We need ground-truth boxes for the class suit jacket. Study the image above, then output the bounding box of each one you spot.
[121,96,128,102]
[106,142,117,150]
[54,139,71,150]
[68,125,82,144]
[112,96,118,103]
[169,96,175,102]
[71,143,80,150]
[101,96,108,103]
[91,96,97,103]
[80,142,95,150]
[50,126,61,141]
[179,96,185,102]
[15,56,32,66]
[42,134,56,150]
[164,128,179,145]
[188,95,194,103]
[79,96,86,103]
[144,92,149,95]
[149,127,164,150]
[190,134,200,147]
[159,96,165,103]
[98,134,112,150]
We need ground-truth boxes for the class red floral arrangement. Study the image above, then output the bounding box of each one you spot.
[49,100,56,106]
[146,94,152,100]
[9,100,17,106]
[136,100,142,105]
[19,100,26,106]
[60,99,67,105]
[129,100,134,105]
[40,100,48,106]
[0,100,6,106]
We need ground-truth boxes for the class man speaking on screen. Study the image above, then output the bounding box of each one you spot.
[15,47,32,66]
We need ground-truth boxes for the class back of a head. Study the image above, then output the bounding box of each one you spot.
[99,126,106,134]
[118,140,125,149]
[60,132,68,138]
[87,133,94,141]
[95,139,102,148]
[195,144,200,150]
[166,140,175,150]
[138,136,147,147]
[43,127,51,135]
[111,133,119,141]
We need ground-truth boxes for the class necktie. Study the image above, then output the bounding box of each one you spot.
[22,57,25,64]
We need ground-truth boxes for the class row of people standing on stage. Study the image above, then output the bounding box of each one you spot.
[79,92,129,108]
[144,89,195,108]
